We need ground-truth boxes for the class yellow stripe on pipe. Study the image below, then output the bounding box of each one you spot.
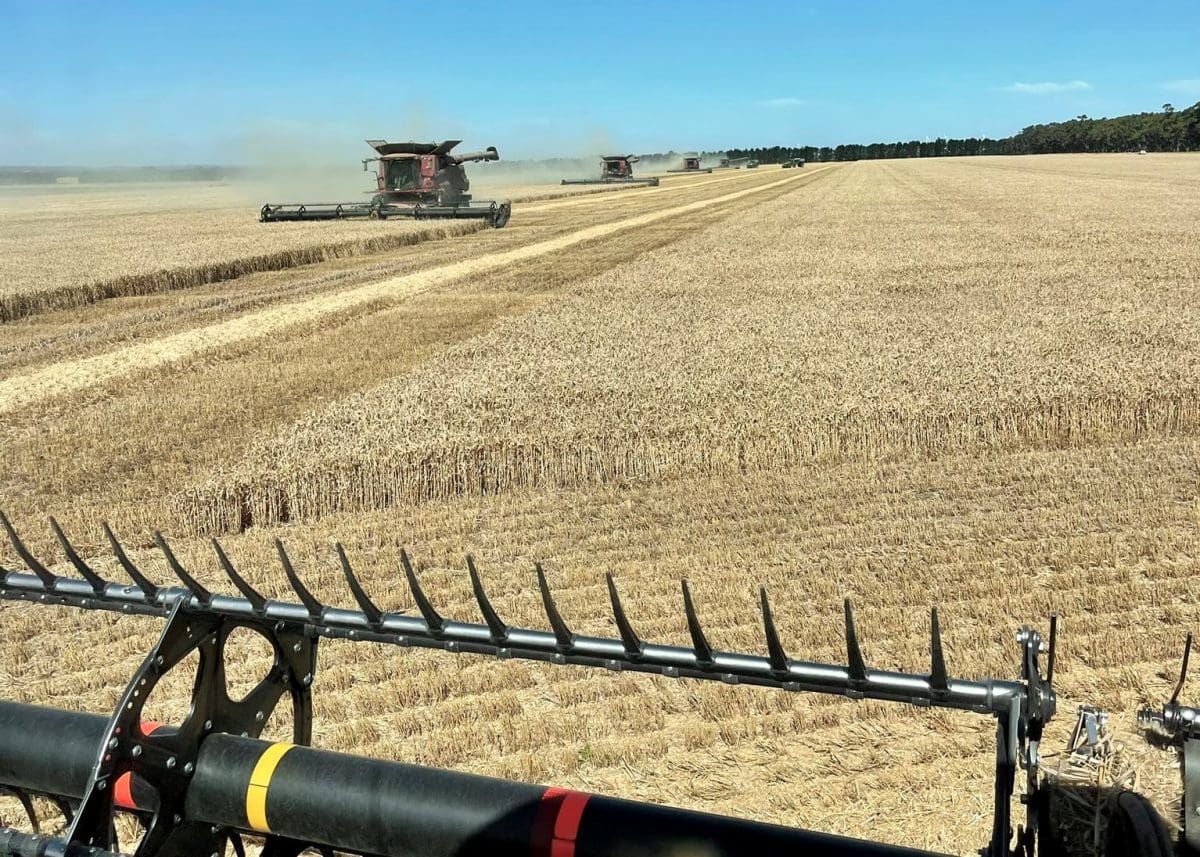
[245,742,294,832]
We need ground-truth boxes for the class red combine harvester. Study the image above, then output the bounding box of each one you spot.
[562,154,659,186]
[260,140,512,227]
[667,155,712,174]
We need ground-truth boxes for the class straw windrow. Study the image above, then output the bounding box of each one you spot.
[0,219,485,323]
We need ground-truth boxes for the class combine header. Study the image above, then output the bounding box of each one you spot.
[0,514,1184,857]
[666,155,712,173]
[561,155,659,187]
[260,140,512,227]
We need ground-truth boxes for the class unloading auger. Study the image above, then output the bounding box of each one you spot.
[0,513,1179,857]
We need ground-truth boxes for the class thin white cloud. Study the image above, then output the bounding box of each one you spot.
[757,97,806,109]
[1161,79,1200,95]
[1001,80,1092,95]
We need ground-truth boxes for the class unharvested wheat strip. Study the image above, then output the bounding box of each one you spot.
[0,167,830,415]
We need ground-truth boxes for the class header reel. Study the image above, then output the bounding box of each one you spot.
[0,512,1175,857]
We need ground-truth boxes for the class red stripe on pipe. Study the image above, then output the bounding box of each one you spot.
[555,790,589,841]
[532,787,591,857]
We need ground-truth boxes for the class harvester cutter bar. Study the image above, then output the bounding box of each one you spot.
[560,177,660,187]
[258,203,375,221]
[405,200,511,227]
[259,200,511,226]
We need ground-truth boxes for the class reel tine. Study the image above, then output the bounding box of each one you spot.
[1046,612,1059,685]
[154,531,211,605]
[400,548,444,632]
[103,522,158,597]
[0,786,40,833]
[49,516,107,593]
[930,607,949,692]
[844,598,868,682]
[0,510,57,587]
[336,543,383,628]
[275,539,324,620]
[759,586,789,673]
[212,539,266,613]
[606,573,643,656]
[536,564,574,648]
[1170,631,1193,705]
[681,580,713,666]
[51,795,75,827]
[466,555,507,641]
[227,832,247,857]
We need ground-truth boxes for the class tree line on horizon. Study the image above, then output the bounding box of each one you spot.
[5,102,1198,184]
[724,101,1200,163]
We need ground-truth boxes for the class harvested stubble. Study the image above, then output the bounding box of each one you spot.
[187,155,1200,531]
[4,436,1199,854]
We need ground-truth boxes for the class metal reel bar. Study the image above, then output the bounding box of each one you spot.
[0,519,1035,718]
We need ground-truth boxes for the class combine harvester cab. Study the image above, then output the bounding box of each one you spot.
[666,155,712,174]
[0,512,1187,857]
[260,139,512,228]
[562,154,660,187]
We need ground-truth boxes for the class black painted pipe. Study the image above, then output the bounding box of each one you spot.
[0,703,104,799]
[0,701,942,857]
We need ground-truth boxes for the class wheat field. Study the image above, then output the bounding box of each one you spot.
[2,154,1199,854]
[0,177,659,323]
[186,156,1200,531]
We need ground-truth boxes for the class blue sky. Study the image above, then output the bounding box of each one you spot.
[2,0,1198,165]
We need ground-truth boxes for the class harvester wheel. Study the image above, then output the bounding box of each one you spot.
[1103,791,1174,857]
